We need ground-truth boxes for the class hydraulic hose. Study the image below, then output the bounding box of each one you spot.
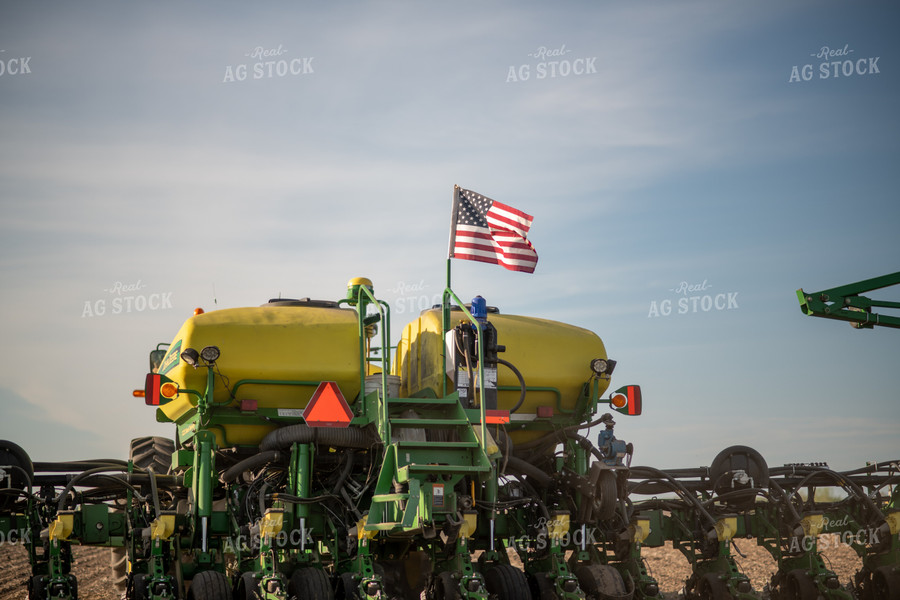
[221,451,283,484]
[505,456,552,488]
[497,358,526,414]
[332,450,356,495]
[259,424,377,453]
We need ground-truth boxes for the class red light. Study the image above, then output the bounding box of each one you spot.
[144,373,161,406]
[536,406,554,418]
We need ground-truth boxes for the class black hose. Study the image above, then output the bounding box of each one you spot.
[497,358,527,414]
[56,465,148,511]
[221,451,283,484]
[505,456,552,488]
[513,414,609,453]
[259,424,376,453]
[332,451,355,495]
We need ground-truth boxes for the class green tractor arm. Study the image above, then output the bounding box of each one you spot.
[797,271,900,329]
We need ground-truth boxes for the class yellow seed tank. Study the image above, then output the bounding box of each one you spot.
[156,302,361,446]
[395,308,610,441]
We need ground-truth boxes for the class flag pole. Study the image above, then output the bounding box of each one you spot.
[442,185,461,397]
[447,184,460,293]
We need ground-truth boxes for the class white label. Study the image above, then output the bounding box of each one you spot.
[277,408,303,418]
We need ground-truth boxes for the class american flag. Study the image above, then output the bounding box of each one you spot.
[449,187,538,274]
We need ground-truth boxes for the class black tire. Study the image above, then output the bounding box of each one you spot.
[484,565,533,600]
[335,572,360,600]
[233,572,260,600]
[709,445,768,508]
[872,566,900,600]
[782,570,818,600]
[130,436,175,474]
[111,547,128,595]
[131,574,151,600]
[0,440,33,511]
[431,571,462,600]
[28,576,46,600]
[575,564,629,600]
[188,571,233,600]
[697,573,732,600]
[528,572,560,600]
[595,470,618,521]
[289,567,334,600]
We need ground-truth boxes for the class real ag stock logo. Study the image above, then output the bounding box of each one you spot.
[223,44,314,83]
[81,280,174,318]
[647,279,739,318]
[789,44,880,83]
[0,49,32,77]
[506,44,597,83]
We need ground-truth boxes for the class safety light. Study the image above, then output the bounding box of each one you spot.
[194,307,204,315]
[144,373,177,406]
[610,385,642,416]
[200,345,220,363]
[180,348,200,368]
[133,389,145,398]
[590,358,617,376]
[144,373,162,406]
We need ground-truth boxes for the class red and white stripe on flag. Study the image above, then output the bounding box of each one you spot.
[450,188,538,274]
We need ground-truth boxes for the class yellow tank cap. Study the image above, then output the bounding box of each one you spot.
[346,277,374,304]
[348,277,373,288]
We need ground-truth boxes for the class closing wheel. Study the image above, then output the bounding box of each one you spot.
[289,568,334,600]
[697,573,732,600]
[336,572,361,600]
[782,570,818,600]
[575,564,629,600]
[872,566,900,600]
[528,572,560,600]
[27,576,46,600]
[431,571,462,600]
[188,571,233,600]
[595,470,618,521]
[485,565,533,600]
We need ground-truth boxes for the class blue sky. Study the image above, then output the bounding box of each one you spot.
[1,1,897,472]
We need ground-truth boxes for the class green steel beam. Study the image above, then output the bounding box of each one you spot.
[797,271,900,329]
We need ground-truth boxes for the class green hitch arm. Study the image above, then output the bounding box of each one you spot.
[797,272,900,329]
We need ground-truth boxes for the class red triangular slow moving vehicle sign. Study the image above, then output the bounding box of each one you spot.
[303,381,353,428]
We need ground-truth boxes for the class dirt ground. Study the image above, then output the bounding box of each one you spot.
[0,537,863,599]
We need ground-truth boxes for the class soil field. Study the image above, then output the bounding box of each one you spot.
[0,538,863,599]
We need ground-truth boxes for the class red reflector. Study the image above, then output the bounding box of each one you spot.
[303,382,353,428]
[144,373,161,406]
[485,409,510,424]
[536,406,554,419]
[240,399,258,412]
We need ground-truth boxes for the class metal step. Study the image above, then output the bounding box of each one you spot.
[390,418,469,427]
[395,440,479,449]
[388,396,459,406]
[400,464,491,477]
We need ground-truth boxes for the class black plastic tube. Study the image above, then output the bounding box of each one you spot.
[221,451,283,484]
[259,424,376,452]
